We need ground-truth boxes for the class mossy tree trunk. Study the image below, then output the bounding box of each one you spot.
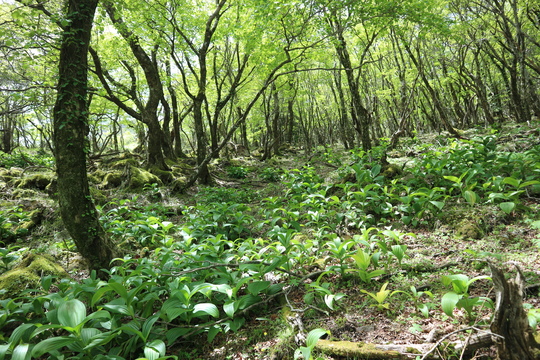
[53,0,119,273]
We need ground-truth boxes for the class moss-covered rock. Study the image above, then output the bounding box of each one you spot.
[148,166,173,184]
[382,163,402,178]
[129,166,162,188]
[16,209,43,232]
[101,171,123,188]
[90,187,108,205]
[16,173,54,190]
[110,158,140,169]
[456,219,483,240]
[0,254,67,299]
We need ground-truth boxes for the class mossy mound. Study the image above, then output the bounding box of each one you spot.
[0,254,67,299]
[110,158,140,169]
[130,166,162,188]
[15,173,54,190]
[101,171,123,188]
[148,166,173,184]
[456,220,484,239]
[0,167,23,182]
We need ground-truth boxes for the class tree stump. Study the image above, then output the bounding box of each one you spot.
[489,262,540,359]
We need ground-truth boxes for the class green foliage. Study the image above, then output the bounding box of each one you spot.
[0,244,20,272]
[260,167,282,182]
[0,207,31,243]
[294,328,329,360]
[361,282,405,311]
[440,274,493,321]
[226,166,248,179]
[195,186,256,204]
[0,151,54,168]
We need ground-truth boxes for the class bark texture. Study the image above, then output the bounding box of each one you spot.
[53,0,119,272]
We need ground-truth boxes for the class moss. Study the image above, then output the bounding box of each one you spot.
[382,164,402,178]
[16,173,53,190]
[90,187,108,205]
[101,171,123,188]
[90,169,108,183]
[130,166,162,188]
[110,158,139,169]
[315,340,405,359]
[0,254,67,299]
[147,166,173,184]
[11,188,40,199]
[456,220,483,240]
[16,209,43,232]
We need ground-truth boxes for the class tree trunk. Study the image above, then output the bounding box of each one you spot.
[53,0,119,273]
[489,263,540,359]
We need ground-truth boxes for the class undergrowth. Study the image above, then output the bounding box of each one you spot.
[0,125,539,359]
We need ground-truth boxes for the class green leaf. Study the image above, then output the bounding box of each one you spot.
[144,339,166,360]
[142,315,160,342]
[193,303,219,318]
[12,344,30,360]
[247,281,271,295]
[463,190,477,206]
[32,336,76,357]
[443,175,460,183]
[429,201,445,210]
[58,299,86,328]
[223,301,236,318]
[165,328,191,344]
[499,201,515,214]
[306,328,329,348]
[441,292,460,317]
[207,326,221,343]
[503,177,520,188]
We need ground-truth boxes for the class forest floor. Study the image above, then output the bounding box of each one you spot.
[191,130,540,360]
[1,122,540,359]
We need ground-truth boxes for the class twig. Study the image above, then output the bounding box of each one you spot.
[421,327,503,360]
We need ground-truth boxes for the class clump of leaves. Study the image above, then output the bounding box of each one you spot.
[227,166,248,179]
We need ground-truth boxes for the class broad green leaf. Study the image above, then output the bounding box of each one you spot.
[443,175,460,183]
[463,190,477,206]
[247,281,271,295]
[12,344,30,360]
[80,328,101,345]
[193,303,219,318]
[499,202,515,214]
[306,328,329,348]
[429,201,445,210]
[441,292,460,317]
[142,315,160,342]
[165,328,191,344]
[520,180,540,188]
[144,339,166,360]
[58,299,86,328]
[9,323,36,344]
[32,336,76,357]
[223,301,236,318]
[207,326,221,343]
[503,177,520,188]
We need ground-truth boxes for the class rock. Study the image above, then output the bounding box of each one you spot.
[0,254,68,299]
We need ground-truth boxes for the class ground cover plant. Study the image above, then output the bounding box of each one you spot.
[0,123,539,359]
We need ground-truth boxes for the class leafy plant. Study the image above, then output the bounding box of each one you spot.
[260,167,282,182]
[409,286,435,317]
[441,274,493,321]
[294,328,329,360]
[361,282,405,311]
[227,166,248,179]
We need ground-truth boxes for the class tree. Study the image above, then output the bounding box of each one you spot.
[53,0,119,272]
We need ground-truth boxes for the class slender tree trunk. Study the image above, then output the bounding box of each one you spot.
[53,0,119,273]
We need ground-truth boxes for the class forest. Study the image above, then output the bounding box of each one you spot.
[1,0,540,359]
